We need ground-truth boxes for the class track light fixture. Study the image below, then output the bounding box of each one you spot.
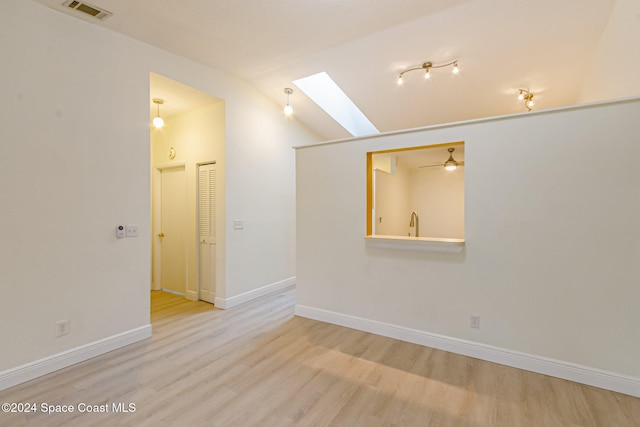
[397,60,459,86]
[444,147,459,171]
[152,98,165,128]
[283,88,293,116]
[518,89,535,111]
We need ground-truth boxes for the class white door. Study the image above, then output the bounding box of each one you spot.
[160,166,187,295]
[198,163,216,303]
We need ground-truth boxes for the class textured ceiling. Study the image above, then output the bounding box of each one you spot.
[33,0,616,140]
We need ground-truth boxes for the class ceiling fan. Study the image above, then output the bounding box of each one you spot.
[419,147,464,170]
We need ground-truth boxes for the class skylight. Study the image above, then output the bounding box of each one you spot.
[293,72,379,137]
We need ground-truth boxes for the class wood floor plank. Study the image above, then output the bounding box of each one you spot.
[0,287,638,426]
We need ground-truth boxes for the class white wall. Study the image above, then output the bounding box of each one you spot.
[580,0,640,102]
[0,0,151,373]
[296,100,640,394]
[410,166,464,239]
[151,101,226,300]
[374,160,411,236]
[0,0,318,383]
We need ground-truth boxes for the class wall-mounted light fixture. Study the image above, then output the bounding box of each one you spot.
[283,88,293,116]
[397,60,459,86]
[518,89,535,111]
[152,98,165,128]
[444,147,459,171]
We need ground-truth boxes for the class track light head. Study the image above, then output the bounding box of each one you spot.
[517,89,535,111]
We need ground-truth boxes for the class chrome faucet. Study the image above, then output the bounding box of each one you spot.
[409,211,419,237]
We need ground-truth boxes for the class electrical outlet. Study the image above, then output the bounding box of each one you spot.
[470,315,480,329]
[56,319,70,337]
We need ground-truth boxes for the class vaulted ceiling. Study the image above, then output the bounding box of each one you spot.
[33,0,616,140]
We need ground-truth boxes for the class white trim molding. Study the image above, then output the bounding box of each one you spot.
[0,325,152,391]
[366,235,465,253]
[215,277,296,309]
[294,305,640,398]
[293,97,640,150]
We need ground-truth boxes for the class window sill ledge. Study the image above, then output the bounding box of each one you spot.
[365,235,465,253]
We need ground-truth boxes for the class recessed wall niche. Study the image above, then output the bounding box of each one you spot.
[367,142,464,239]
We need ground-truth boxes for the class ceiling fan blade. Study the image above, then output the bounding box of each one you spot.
[418,161,465,169]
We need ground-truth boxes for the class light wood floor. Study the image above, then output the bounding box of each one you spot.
[1,287,638,426]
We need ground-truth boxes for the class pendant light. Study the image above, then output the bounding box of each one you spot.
[283,88,293,116]
[152,98,165,128]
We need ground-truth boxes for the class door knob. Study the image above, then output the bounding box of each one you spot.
[158,233,165,237]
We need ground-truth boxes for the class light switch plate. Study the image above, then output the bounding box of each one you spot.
[126,224,139,237]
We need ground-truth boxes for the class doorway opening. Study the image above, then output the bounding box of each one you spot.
[150,72,225,306]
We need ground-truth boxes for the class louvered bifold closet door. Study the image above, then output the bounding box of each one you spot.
[198,163,216,303]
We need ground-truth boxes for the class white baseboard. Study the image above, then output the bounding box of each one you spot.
[161,288,185,297]
[295,305,640,398]
[185,290,198,301]
[0,325,152,391]
[215,277,296,309]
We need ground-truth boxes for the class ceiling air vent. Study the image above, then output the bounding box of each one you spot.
[62,0,112,21]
